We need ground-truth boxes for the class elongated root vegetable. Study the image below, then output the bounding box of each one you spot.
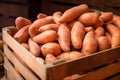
[53,11,62,24]
[71,21,85,49]
[82,31,98,55]
[99,12,113,22]
[57,51,83,61]
[94,18,104,28]
[97,36,110,51]
[64,74,80,80]
[45,54,58,62]
[15,16,32,30]
[95,27,105,38]
[33,30,58,44]
[58,24,71,52]
[37,13,47,19]
[105,32,112,44]
[106,24,120,48]
[85,26,94,32]
[78,12,99,26]
[67,20,78,30]
[21,43,29,50]
[0,40,3,50]
[112,15,120,29]
[59,4,89,23]
[13,25,30,43]
[28,38,41,57]
[39,23,60,32]
[29,16,54,37]
[41,42,62,56]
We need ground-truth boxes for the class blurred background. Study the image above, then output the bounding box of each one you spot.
[0,0,120,32]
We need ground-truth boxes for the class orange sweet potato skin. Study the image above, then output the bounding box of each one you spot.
[71,21,85,49]
[41,42,62,56]
[53,11,62,24]
[33,30,58,44]
[78,12,99,26]
[29,17,54,37]
[58,24,71,52]
[82,31,98,55]
[59,4,89,23]
[39,24,60,32]
[13,25,30,43]
[28,38,41,57]
[57,51,83,61]
[97,36,110,51]
[15,16,32,30]
[99,12,113,22]
[106,24,120,48]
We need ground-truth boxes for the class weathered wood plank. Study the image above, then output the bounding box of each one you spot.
[4,44,39,80]
[4,56,23,80]
[2,27,47,80]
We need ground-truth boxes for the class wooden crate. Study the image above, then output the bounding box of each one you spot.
[2,26,120,80]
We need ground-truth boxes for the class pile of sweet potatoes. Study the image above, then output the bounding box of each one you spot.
[13,4,120,63]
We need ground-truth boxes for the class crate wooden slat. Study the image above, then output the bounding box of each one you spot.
[107,73,120,80]
[4,44,39,80]
[75,62,120,80]
[49,47,120,80]
[2,26,120,80]
[4,56,24,80]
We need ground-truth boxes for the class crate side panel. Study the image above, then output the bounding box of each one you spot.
[2,27,47,80]
[4,44,39,80]
[51,47,120,80]
[76,62,120,80]
[4,56,23,80]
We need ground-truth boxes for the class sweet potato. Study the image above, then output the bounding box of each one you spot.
[28,38,41,57]
[21,43,29,50]
[0,40,3,50]
[45,54,58,63]
[41,42,62,56]
[112,15,120,29]
[97,36,110,51]
[69,51,84,60]
[59,4,89,23]
[78,12,99,26]
[64,74,80,80]
[29,16,54,37]
[57,51,83,61]
[13,25,30,43]
[33,30,58,44]
[106,24,120,48]
[38,23,60,32]
[53,11,62,24]
[58,24,71,52]
[94,18,104,28]
[82,31,98,55]
[37,13,47,19]
[99,12,113,22]
[95,27,105,38]
[105,32,112,44]
[15,16,32,30]
[85,26,94,32]
[67,20,78,30]
[71,21,85,49]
